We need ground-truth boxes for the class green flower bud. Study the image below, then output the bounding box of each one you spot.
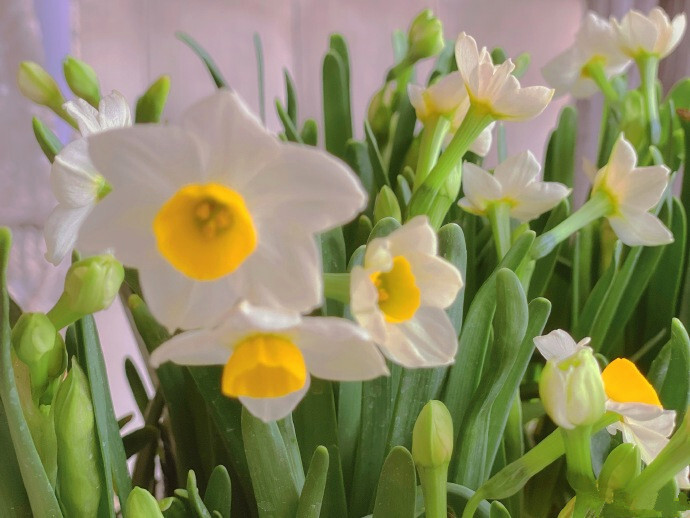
[367,83,396,143]
[412,400,453,469]
[48,254,125,330]
[53,361,102,517]
[11,313,66,403]
[598,443,641,502]
[135,75,171,123]
[539,347,606,430]
[126,487,164,518]
[17,61,65,109]
[373,185,402,223]
[63,56,101,108]
[407,10,444,62]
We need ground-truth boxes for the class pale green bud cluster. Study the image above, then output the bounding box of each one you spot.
[407,9,444,62]
[17,61,66,109]
[63,56,101,108]
[412,400,454,469]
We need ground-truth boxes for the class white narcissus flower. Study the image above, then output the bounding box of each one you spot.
[149,302,388,422]
[455,32,554,121]
[84,90,366,331]
[612,7,686,60]
[44,91,131,265]
[458,151,570,221]
[542,12,631,98]
[408,73,495,157]
[350,216,463,368]
[591,134,673,246]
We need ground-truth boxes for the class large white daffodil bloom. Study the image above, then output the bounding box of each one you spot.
[612,7,686,60]
[542,12,631,98]
[454,32,554,121]
[44,91,131,264]
[350,216,463,368]
[458,151,570,222]
[590,134,673,246]
[84,90,366,331]
[535,330,690,489]
[149,302,388,422]
[408,73,494,157]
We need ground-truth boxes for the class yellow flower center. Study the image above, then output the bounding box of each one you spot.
[222,334,307,399]
[369,255,421,323]
[601,358,661,407]
[153,183,257,281]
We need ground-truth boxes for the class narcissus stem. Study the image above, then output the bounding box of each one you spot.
[323,273,350,304]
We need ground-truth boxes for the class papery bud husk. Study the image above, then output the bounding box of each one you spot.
[412,400,454,469]
[126,487,164,517]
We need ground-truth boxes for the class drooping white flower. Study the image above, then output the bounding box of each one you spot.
[458,151,570,221]
[349,216,463,368]
[454,32,554,121]
[84,90,367,331]
[44,91,131,265]
[612,7,686,60]
[149,302,388,422]
[590,134,673,246]
[542,12,631,98]
[408,73,494,156]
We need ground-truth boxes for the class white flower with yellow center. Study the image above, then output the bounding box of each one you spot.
[535,330,689,489]
[612,7,686,60]
[458,151,570,222]
[455,32,554,121]
[408,73,494,157]
[149,302,388,422]
[44,91,131,264]
[542,12,631,98]
[350,216,463,367]
[83,90,366,331]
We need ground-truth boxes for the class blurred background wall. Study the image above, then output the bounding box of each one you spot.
[1,0,687,425]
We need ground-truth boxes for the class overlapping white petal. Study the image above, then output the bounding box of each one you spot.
[534,329,590,362]
[612,7,687,59]
[591,134,673,246]
[542,12,631,98]
[87,89,367,331]
[150,302,388,422]
[455,32,554,121]
[458,151,570,222]
[44,91,132,265]
[350,216,463,368]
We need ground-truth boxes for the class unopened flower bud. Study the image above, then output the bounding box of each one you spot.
[17,61,65,109]
[135,75,171,123]
[407,10,444,62]
[126,487,164,518]
[598,443,640,501]
[374,185,402,223]
[11,313,66,402]
[63,56,101,108]
[539,347,606,430]
[54,361,102,517]
[367,83,396,143]
[412,400,453,469]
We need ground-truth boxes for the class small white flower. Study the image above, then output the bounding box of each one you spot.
[612,7,686,60]
[542,12,631,98]
[84,90,366,331]
[591,134,673,246]
[408,73,494,156]
[350,216,463,368]
[44,91,131,265]
[458,151,570,221]
[150,302,388,422]
[454,32,554,121]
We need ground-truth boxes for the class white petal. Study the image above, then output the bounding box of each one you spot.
[350,266,388,343]
[606,401,676,436]
[387,216,438,257]
[600,135,638,190]
[63,98,101,136]
[179,89,281,189]
[608,209,673,247]
[149,328,229,367]
[408,84,427,119]
[618,166,669,211]
[492,85,554,121]
[461,162,502,211]
[666,13,687,57]
[381,307,458,368]
[97,90,132,131]
[43,204,93,265]
[583,158,599,184]
[298,317,389,380]
[469,122,494,157]
[51,139,100,206]
[455,32,480,91]
[216,301,302,335]
[243,142,367,233]
[406,251,463,308]
[426,72,468,113]
[607,406,675,466]
[363,237,394,271]
[510,182,570,222]
[541,48,582,97]
[493,151,541,195]
[534,329,586,362]
[240,376,311,422]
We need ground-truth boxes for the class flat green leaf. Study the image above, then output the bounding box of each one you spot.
[204,465,232,518]
[323,50,352,159]
[345,140,376,215]
[489,501,511,518]
[446,483,492,517]
[296,446,329,518]
[276,99,303,143]
[0,391,31,516]
[32,117,62,163]
[372,447,416,518]
[253,33,266,124]
[300,119,318,147]
[284,68,298,125]
[542,106,577,192]
[388,93,417,180]
[368,217,401,243]
[176,32,228,88]
[125,357,150,416]
[135,75,171,123]
[122,425,159,459]
[187,470,213,518]
[364,120,389,188]
[528,200,570,299]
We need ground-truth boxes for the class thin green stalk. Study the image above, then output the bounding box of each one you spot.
[418,466,448,518]
[323,273,350,304]
[414,116,451,191]
[487,202,512,260]
[637,54,661,145]
[583,60,619,105]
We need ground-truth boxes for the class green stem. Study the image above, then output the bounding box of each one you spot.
[562,426,599,518]
[583,60,619,105]
[637,54,661,146]
[45,293,82,331]
[531,191,613,259]
[418,466,448,518]
[323,273,350,304]
[487,202,512,260]
[414,116,451,191]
